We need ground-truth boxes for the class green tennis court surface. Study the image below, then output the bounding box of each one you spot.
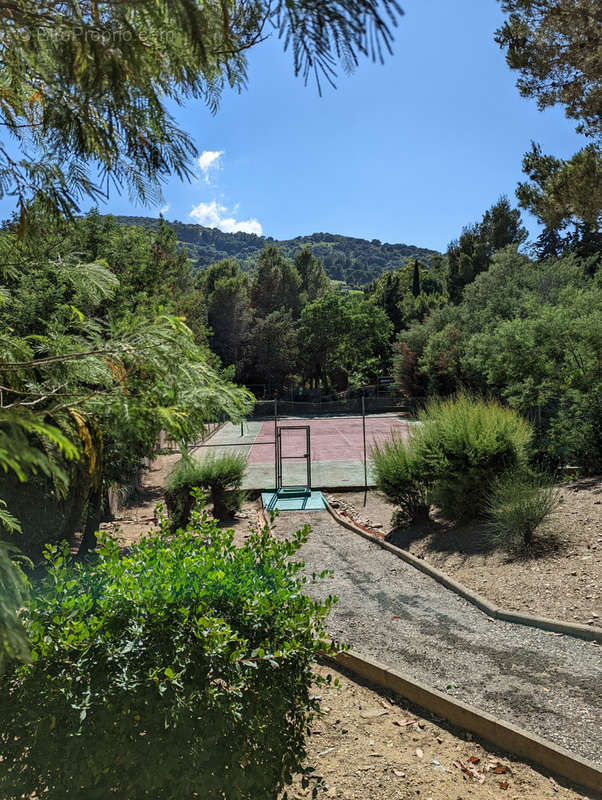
[193,414,415,491]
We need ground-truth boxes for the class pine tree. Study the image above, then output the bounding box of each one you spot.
[0,0,402,228]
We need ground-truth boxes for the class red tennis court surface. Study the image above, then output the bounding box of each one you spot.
[247,416,409,464]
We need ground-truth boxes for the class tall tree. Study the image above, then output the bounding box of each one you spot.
[411,259,421,297]
[242,311,298,395]
[516,142,602,258]
[205,261,251,369]
[495,0,602,143]
[250,246,302,318]
[294,247,329,304]
[446,197,527,301]
[298,293,346,388]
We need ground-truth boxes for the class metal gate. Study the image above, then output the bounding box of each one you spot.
[276,425,311,490]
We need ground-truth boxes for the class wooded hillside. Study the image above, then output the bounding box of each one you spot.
[114,216,440,285]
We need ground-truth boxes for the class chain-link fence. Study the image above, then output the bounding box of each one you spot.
[248,396,421,420]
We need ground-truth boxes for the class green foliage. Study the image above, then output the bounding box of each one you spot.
[206,261,252,369]
[299,292,393,388]
[516,142,601,257]
[165,453,247,526]
[445,196,527,301]
[242,311,299,394]
[295,247,329,303]
[0,543,31,675]
[417,394,532,522]
[371,434,430,525]
[545,391,602,475]
[484,472,560,550]
[0,507,338,798]
[250,245,303,319]
[0,503,31,675]
[0,214,253,553]
[396,250,602,474]
[496,0,602,143]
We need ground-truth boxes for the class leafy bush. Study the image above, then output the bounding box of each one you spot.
[165,451,247,526]
[371,433,430,525]
[0,547,31,674]
[417,394,532,521]
[484,472,560,549]
[0,502,337,799]
[545,389,602,475]
[0,504,31,673]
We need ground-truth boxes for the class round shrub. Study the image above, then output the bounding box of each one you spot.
[371,433,430,525]
[0,505,337,799]
[484,472,560,550]
[165,451,247,526]
[417,394,532,521]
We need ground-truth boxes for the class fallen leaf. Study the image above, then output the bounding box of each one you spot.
[492,765,508,774]
[499,780,509,790]
[452,759,485,783]
[415,748,424,759]
[392,769,405,777]
[393,718,418,727]
[468,756,481,764]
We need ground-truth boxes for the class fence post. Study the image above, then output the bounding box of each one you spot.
[274,398,278,491]
[362,394,368,506]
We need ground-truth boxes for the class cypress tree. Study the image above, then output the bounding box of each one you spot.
[412,259,421,297]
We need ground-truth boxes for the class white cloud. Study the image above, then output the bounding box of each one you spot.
[159,204,169,215]
[189,200,263,236]
[198,150,224,183]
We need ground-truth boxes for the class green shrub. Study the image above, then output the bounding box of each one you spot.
[165,451,247,526]
[0,501,337,799]
[417,394,532,521]
[371,434,430,525]
[545,389,602,475]
[484,472,560,549]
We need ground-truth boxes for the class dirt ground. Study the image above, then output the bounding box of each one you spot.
[285,663,598,800]
[328,478,602,630]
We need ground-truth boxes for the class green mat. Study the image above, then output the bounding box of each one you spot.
[261,489,326,512]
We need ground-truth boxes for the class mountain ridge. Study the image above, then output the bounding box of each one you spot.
[113,215,440,286]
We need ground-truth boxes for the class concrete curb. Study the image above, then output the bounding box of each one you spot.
[326,649,602,797]
[325,501,602,644]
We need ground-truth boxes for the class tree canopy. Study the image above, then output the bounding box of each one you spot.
[496,0,602,143]
[517,142,602,256]
[0,0,402,228]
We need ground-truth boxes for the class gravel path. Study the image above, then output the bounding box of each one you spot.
[276,511,602,767]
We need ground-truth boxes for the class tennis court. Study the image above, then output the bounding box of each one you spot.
[195,412,415,490]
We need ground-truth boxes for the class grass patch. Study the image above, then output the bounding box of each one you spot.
[484,472,560,551]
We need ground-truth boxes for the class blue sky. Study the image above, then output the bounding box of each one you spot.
[4,0,587,252]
